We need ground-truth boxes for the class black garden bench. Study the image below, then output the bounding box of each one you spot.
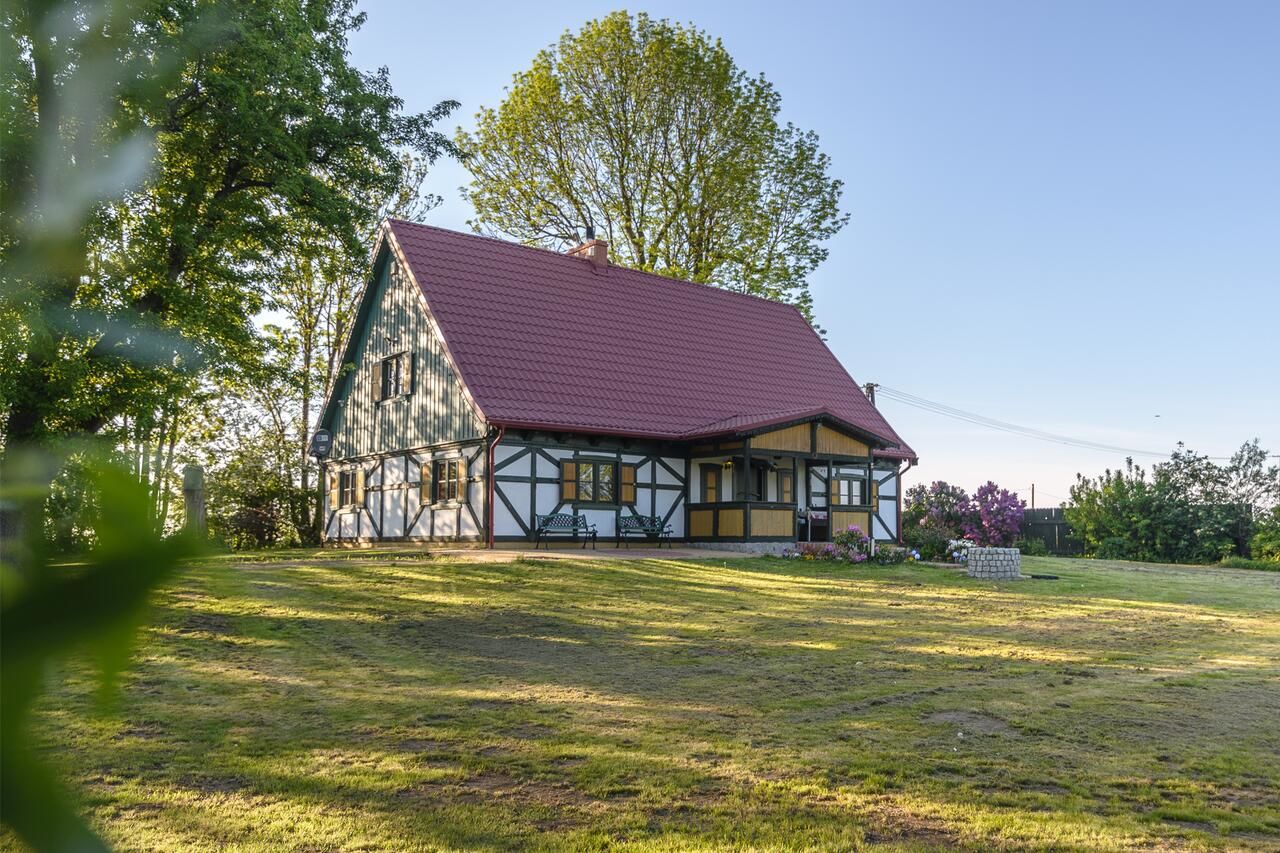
[617,514,673,548]
[533,513,597,549]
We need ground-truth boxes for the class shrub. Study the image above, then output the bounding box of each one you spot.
[905,517,956,561]
[904,481,969,531]
[1219,556,1280,572]
[1017,538,1050,556]
[960,482,1025,547]
[871,544,915,565]
[788,525,873,563]
[1250,508,1280,561]
[832,524,872,562]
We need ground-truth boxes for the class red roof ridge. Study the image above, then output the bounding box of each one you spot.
[384,218,813,319]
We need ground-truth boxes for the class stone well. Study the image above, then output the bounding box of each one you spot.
[966,547,1023,580]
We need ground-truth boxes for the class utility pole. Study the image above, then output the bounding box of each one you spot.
[1031,483,1035,511]
[863,382,878,406]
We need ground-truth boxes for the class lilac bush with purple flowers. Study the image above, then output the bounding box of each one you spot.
[904,479,1026,555]
[960,481,1026,547]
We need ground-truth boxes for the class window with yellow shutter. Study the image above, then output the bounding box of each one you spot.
[561,459,617,504]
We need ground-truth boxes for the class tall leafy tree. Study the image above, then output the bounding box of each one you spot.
[1,0,456,460]
[457,10,848,323]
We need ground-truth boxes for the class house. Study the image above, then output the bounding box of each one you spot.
[314,220,917,547]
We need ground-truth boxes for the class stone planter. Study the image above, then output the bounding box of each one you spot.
[966,547,1023,580]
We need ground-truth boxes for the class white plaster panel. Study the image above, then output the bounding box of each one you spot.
[383,491,406,538]
[634,486,654,513]
[460,505,480,537]
[493,498,523,537]
[656,458,683,486]
[383,456,407,485]
[503,481,532,524]
[655,491,683,535]
[579,507,615,537]
[535,483,560,515]
[536,453,560,479]
[433,509,458,537]
[339,513,357,539]
[494,444,526,467]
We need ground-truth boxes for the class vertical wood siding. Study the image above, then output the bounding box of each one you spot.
[329,256,482,459]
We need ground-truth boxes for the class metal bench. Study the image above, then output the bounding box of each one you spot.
[533,513,597,549]
[617,514,673,548]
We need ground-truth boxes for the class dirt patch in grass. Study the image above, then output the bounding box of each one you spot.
[175,612,234,636]
[923,710,1020,737]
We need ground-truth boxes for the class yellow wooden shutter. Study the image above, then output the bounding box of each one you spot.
[355,468,365,505]
[401,353,414,396]
[620,463,636,505]
[328,473,338,509]
[829,475,838,507]
[420,462,431,505]
[370,359,381,403]
[561,461,577,501]
[456,459,468,503]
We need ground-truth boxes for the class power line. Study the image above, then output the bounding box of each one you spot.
[876,385,1238,461]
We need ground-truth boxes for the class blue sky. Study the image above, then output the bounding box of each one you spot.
[348,1,1279,505]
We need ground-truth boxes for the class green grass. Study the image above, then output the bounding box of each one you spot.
[14,552,1280,850]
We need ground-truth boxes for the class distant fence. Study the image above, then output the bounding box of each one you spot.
[1020,508,1084,555]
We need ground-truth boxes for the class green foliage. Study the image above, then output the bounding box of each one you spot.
[903,481,969,531]
[1067,441,1278,564]
[458,11,848,324]
[1219,555,1280,571]
[1016,538,1051,557]
[2,0,456,454]
[1249,507,1280,561]
[904,517,956,561]
[1,449,200,850]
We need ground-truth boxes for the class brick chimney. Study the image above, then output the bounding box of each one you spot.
[568,225,608,273]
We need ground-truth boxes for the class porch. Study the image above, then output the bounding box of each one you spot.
[685,420,880,544]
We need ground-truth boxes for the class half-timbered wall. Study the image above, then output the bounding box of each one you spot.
[492,438,687,541]
[328,254,483,460]
[323,443,487,543]
[872,461,900,541]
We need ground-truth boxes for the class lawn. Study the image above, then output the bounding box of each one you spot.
[15,552,1280,851]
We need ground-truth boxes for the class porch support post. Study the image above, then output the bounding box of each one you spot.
[743,437,752,538]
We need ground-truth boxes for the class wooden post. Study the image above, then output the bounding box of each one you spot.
[183,464,206,535]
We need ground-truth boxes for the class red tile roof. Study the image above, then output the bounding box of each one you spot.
[387,220,916,461]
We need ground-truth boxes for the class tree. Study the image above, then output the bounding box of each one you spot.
[457,11,848,324]
[960,482,1025,547]
[1066,441,1278,563]
[2,0,455,459]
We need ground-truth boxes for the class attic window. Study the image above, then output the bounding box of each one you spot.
[375,352,413,402]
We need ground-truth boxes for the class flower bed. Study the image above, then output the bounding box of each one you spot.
[784,526,920,564]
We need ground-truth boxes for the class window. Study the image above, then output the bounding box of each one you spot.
[338,469,360,507]
[374,352,413,402]
[429,458,467,504]
[779,469,794,504]
[701,464,720,503]
[560,459,619,504]
[831,476,863,506]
